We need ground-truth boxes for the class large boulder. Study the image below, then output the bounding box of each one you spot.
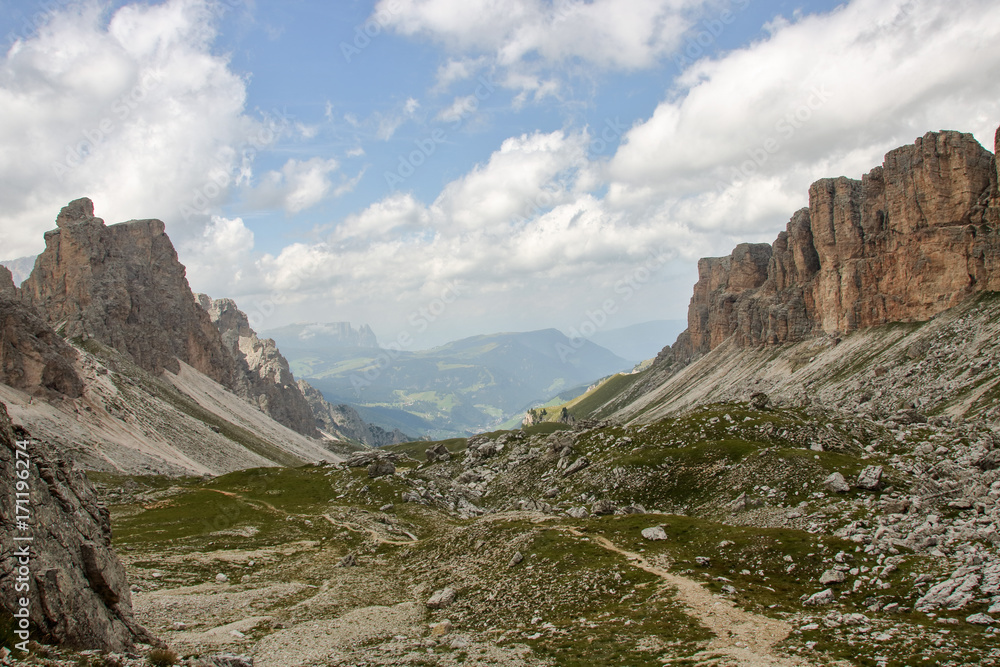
[0,400,154,651]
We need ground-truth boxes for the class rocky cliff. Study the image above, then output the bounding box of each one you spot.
[20,198,238,387]
[0,400,153,651]
[668,125,1000,362]
[197,295,319,438]
[298,380,409,447]
[0,267,83,398]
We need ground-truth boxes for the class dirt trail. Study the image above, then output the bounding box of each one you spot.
[566,528,841,667]
[321,514,419,545]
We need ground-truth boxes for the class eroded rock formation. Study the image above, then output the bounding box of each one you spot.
[0,400,153,651]
[20,198,238,386]
[669,126,1000,362]
[197,295,319,437]
[298,380,409,447]
[0,267,83,398]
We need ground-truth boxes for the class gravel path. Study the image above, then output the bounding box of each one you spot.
[567,528,845,667]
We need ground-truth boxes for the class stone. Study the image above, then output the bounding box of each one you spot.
[368,459,395,478]
[967,613,995,625]
[561,457,590,478]
[0,401,154,651]
[426,587,456,609]
[856,465,884,491]
[820,569,847,585]
[916,573,981,611]
[695,557,711,567]
[216,573,229,583]
[749,392,770,410]
[337,553,357,568]
[975,450,1000,472]
[823,472,851,493]
[429,620,453,637]
[591,500,617,515]
[425,443,451,463]
[509,552,525,567]
[641,526,669,541]
[566,506,589,519]
[803,589,836,606]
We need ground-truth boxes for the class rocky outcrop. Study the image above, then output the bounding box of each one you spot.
[0,400,154,651]
[21,198,237,387]
[196,295,319,437]
[0,267,83,398]
[0,256,37,287]
[669,126,1000,362]
[298,380,409,447]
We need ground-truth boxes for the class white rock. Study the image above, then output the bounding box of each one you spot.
[857,465,884,491]
[967,613,995,625]
[820,569,846,585]
[823,472,851,493]
[427,587,456,609]
[803,589,836,606]
[641,526,668,541]
[215,573,229,583]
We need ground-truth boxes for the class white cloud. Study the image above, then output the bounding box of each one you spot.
[0,0,271,259]
[376,0,705,100]
[181,215,258,296]
[256,127,703,340]
[433,56,488,90]
[436,94,479,123]
[607,0,1000,237]
[251,157,344,214]
[251,0,1000,346]
[379,0,699,69]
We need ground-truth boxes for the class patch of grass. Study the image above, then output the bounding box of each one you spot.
[147,648,179,667]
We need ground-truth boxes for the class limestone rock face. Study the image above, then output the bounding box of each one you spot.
[297,380,409,447]
[196,295,319,437]
[0,267,83,398]
[21,199,237,387]
[670,127,1000,361]
[0,400,153,651]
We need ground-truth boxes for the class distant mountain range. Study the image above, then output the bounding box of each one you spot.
[583,319,687,364]
[263,321,379,350]
[0,255,36,285]
[276,328,631,439]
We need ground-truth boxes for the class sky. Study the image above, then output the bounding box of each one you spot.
[1,0,999,349]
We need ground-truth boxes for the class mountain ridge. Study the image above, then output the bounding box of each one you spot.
[664,125,1000,365]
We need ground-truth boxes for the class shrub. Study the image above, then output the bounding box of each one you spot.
[147,647,179,667]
